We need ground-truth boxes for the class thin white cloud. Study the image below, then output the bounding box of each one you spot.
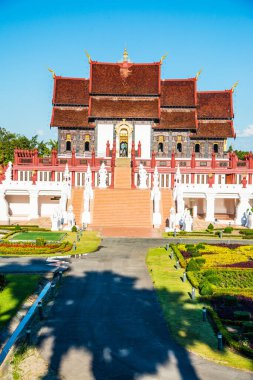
[237,124,253,137]
[35,129,45,137]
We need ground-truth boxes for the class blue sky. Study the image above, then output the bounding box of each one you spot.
[0,0,252,150]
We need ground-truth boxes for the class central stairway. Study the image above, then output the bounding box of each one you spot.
[70,187,84,226]
[90,158,152,229]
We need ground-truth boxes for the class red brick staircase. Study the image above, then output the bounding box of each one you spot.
[90,158,152,228]
[70,187,84,226]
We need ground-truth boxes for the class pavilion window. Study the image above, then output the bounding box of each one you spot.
[177,143,182,153]
[85,141,90,151]
[213,144,219,153]
[66,141,71,151]
[195,143,200,153]
[158,142,164,152]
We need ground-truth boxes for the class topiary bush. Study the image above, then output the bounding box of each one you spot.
[195,257,206,267]
[186,259,200,272]
[205,274,219,285]
[224,226,233,234]
[199,281,213,296]
[71,225,77,232]
[35,238,46,246]
[196,243,205,250]
[14,224,21,230]
[207,223,214,231]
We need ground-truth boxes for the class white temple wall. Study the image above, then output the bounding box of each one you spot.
[97,124,114,157]
[38,196,60,217]
[135,124,151,159]
[6,195,30,216]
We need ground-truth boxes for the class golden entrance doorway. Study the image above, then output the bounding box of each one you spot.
[119,128,128,157]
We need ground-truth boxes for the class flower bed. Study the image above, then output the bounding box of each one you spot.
[0,241,72,255]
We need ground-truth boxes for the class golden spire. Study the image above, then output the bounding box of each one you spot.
[160,53,168,64]
[48,68,56,78]
[123,48,129,62]
[84,50,91,63]
[196,68,203,79]
[232,81,239,92]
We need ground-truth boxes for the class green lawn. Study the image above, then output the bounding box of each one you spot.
[10,232,65,241]
[146,247,253,372]
[67,230,101,254]
[0,274,40,329]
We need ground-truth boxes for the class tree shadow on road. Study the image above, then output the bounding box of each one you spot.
[35,270,202,380]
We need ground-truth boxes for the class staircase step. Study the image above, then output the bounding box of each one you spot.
[70,187,84,226]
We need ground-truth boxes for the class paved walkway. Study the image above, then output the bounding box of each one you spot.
[36,238,252,380]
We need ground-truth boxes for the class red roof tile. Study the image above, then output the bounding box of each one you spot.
[161,80,196,107]
[53,78,89,105]
[156,109,197,129]
[51,107,89,127]
[90,97,159,119]
[90,62,160,95]
[197,91,233,119]
[191,121,235,138]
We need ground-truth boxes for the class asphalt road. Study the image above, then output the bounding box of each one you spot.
[35,238,253,380]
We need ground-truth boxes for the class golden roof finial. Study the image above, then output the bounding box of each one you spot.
[196,68,203,79]
[160,53,168,64]
[84,50,91,63]
[123,48,129,62]
[48,68,56,78]
[232,81,239,92]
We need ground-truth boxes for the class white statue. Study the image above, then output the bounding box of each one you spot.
[247,211,253,229]
[63,163,72,199]
[51,207,60,231]
[169,207,176,230]
[173,165,184,216]
[67,205,75,230]
[82,165,94,225]
[151,167,161,226]
[183,209,193,232]
[98,162,107,188]
[139,163,148,189]
[4,162,12,183]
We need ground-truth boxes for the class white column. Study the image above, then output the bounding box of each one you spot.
[29,190,39,219]
[205,193,215,222]
[0,190,9,222]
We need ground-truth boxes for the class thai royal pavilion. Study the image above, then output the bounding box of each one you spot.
[0,50,252,232]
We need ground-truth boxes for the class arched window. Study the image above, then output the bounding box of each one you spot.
[85,141,90,151]
[195,143,200,153]
[177,143,182,153]
[213,144,219,153]
[158,142,164,152]
[66,141,71,151]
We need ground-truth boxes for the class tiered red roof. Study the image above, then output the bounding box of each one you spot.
[90,98,159,119]
[197,91,233,119]
[156,110,197,130]
[50,56,234,138]
[51,107,89,128]
[191,121,235,138]
[90,62,160,95]
[161,79,196,107]
[53,77,89,105]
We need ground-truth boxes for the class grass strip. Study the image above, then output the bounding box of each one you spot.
[146,247,253,372]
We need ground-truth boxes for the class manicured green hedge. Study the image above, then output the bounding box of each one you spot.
[186,271,199,288]
[207,306,253,358]
[170,244,186,268]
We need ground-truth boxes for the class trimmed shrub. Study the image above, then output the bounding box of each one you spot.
[207,307,253,358]
[200,282,213,296]
[71,225,77,232]
[186,259,200,272]
[207,223,214,230]
[14,224,21,230]
[205,274,219,285]
[195,258,206,267]
[233,311,251,321]
[196,243,205,250]
[191,250,201,257]
[223,226,233,234]
[239,229,253,235]
[170,245,187,268]
[186,271,199,288]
